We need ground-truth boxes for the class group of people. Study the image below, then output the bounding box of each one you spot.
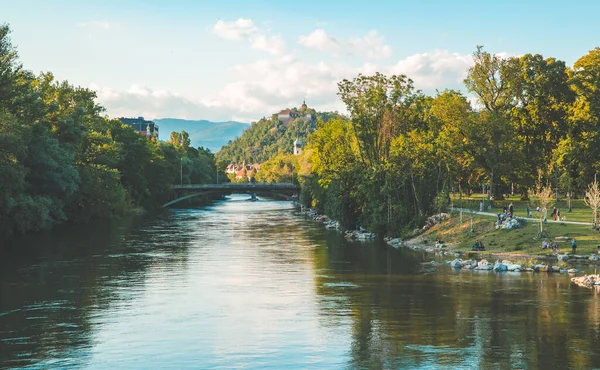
[550,207,562,221]
[497,203,515,225]
[471,240,485,251]
[540,240,561,253]
[540,238,578,254]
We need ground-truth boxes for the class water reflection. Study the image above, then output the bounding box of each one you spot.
[1,195,600,369]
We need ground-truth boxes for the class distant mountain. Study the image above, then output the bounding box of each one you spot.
[154,118,249,153]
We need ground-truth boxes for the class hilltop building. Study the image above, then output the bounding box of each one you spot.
[277,100,312,126]
[293,138,302,156]
[119,117,159,139]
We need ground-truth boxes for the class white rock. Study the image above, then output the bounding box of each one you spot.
[557,254,569,262]
[450,259,463,269]
[507,264,522,271]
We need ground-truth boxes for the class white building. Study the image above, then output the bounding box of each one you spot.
[294,138,302,156]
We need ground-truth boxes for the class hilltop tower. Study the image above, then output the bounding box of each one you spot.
[294,138,302,156]
[300,100,307,111]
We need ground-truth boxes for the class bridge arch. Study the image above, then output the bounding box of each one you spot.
[162,183,300,208]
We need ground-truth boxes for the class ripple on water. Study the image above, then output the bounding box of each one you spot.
[322,282,360,288]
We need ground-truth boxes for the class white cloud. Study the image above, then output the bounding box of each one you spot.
[92,49,477,122]
[77,21,115,30]
[90,83,245,122]
[298,29,337,51]
[251,34,285,55]
[298,29,391,59]
[212,18,258,40]
[389,50,473,89]
[211,18,284,55]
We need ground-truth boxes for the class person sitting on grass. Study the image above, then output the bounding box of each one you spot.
[551,242,560,253]
[472,240,485,251]
[541,240,549,249]
[434,238,444,249]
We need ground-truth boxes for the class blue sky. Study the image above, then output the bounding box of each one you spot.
[2,0,599,121]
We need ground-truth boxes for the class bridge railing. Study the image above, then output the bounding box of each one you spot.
[172,183,299,190]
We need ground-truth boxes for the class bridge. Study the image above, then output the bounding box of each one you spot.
[163,183,301,207]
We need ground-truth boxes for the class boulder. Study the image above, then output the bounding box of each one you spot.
[557,254,569,262]
[507,264,522,272]
[551,266,560,272]
[493,262,508,272]
[589,255,599,261]
[534,264,548,272]
[450,259,463,269]
[568,268,579,274]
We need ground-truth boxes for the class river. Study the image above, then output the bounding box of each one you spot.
[1,195,600,369]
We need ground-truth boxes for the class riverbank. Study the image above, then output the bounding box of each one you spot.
[299,207,377,241]
[393,208,600,259]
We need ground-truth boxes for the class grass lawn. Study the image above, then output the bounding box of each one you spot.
[421,209,600,257]
[451,194,597,223]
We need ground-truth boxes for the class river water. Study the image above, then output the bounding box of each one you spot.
[1,195,600,369]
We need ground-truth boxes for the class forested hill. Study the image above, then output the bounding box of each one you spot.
[216,110,343,164]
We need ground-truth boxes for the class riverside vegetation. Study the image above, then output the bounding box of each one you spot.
[0,24,219,235]
[221,47,600,257]
[5,14,600,256]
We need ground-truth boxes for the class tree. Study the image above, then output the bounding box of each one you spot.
[583,177,600,228]
[508,54,573,192]
[464,46,516,114]
[255,153,297,183]
[429,90,476,197]
[464,46,521,200]
[337,72,416,167]
[556,48,600,189]
[168,130,191,150]
[536,186,554,236]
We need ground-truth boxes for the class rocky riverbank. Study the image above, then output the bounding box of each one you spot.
[447,258,579,274]
[300,207,376,241]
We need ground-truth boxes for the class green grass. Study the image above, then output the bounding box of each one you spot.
[451,194,596,223]
[423,209,600,257]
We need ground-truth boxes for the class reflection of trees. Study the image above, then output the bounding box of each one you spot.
[0,215,192,368]
[311,239,600,369]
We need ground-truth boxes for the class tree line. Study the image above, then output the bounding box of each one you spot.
[0,24,217,235]
[295,46,600,236]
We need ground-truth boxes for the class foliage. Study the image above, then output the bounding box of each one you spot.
[254,153,298,183]
[216,108,341,164]
[302,45,600,236]
[0,24,218,235]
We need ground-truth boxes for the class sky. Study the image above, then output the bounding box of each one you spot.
[2,0,600,122]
